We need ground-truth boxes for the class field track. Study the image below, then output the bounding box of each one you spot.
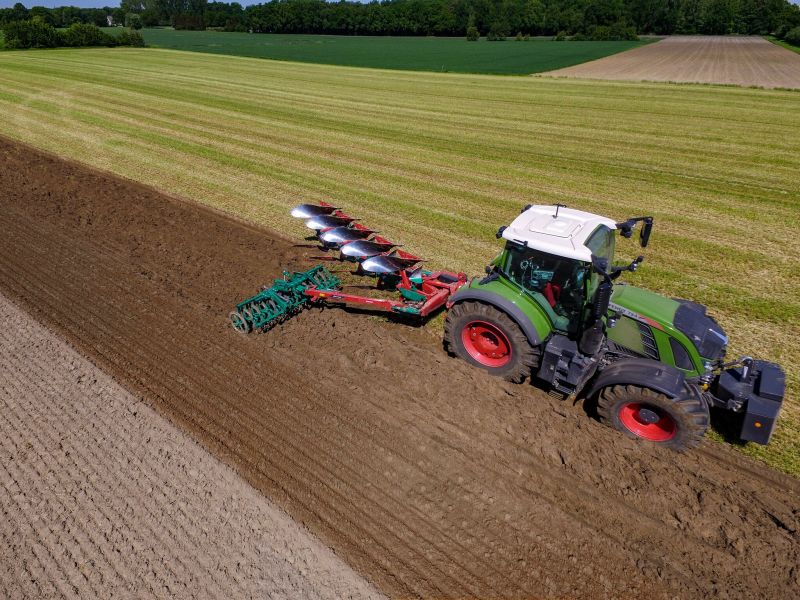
[1,138,799,598]
[546,36,800,89]
[0,293,384,599]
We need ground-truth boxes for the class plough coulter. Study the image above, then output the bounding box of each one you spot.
[231,202,786,451]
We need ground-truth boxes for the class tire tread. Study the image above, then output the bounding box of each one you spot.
[597,384,709,450]
[444,301,539,383]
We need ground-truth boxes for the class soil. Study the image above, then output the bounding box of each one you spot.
[1,136,799,599]
[545,36,800,89]
[0,293,385,600]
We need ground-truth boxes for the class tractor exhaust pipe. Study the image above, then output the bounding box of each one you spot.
[581,257,613,356]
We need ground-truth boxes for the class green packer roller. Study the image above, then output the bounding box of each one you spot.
[229,265,341,333]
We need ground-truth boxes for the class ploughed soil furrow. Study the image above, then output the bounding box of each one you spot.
[545,35,800,89]
[1,137,799,599]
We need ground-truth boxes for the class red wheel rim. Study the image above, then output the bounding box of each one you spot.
[618,402,677,442]
[461,320,511,368]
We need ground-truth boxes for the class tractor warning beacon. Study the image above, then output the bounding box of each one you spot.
[231,202,786,451]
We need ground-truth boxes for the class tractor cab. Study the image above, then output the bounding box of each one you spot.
[495,205,625,335]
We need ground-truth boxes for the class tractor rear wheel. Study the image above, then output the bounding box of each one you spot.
[444,301,539,383]
[597,385,709,450]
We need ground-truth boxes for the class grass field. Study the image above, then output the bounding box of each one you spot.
[124,29,649,74]
[0,48,797,474]
[767,35,800,54]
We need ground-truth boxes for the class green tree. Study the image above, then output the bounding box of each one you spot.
[10,3,28,22]
[61,23,114,47]
[786,25,800,45]
[466,12,479,39]
[30,6,56,26]
[2,18,61,49]
[699,0,737,33]
[120,0,147,13]
[125,13,144,29]
[117,28,146,46]
[584,0,626,28]
[487,19,509,39]
[520,0,545,33]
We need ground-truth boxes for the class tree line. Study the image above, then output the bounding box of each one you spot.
[0,19,144,49]
[2,0,799,40]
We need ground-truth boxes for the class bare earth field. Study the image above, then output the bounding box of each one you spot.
[0,293,384,599]
[546,36,800,89]
[1,138,799,599]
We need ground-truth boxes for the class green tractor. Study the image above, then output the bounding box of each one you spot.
[240,201,786,451]
[444,204,785,449]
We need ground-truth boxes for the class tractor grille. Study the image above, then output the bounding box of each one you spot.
[638,322,660,361]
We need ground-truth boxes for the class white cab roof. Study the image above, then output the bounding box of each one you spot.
[501,205,617,262]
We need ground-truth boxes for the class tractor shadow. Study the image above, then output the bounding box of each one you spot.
[707,408,749,446]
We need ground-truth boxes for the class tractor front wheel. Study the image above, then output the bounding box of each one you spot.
[597,385,709,450]
[444,301,539,383]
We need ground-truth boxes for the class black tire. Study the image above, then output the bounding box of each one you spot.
[596,384,709,450]
[444,301,540,383]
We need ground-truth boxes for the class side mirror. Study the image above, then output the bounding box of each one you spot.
[616,216,654,245]
[640,218,653,248]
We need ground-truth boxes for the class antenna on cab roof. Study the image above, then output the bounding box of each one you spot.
[554,203,567,218]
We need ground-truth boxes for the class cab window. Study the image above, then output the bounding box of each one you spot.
[585,225,615,264]
[584,225,616,300]
[504,244,587,328]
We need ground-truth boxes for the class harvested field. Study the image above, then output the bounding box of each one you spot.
[546,36,800,89]
[2,138,799,599]
[0,292,384,600]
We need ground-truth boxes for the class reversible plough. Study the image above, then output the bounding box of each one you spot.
[229,202,468,333]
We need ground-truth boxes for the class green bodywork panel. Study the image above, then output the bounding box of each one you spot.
[399,286,427,302]
[489,247,575,331]
[610,285,678,325]
[465,275,555,342]
[608,285,706,377]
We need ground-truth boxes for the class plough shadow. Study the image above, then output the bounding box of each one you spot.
[309,302,433,329]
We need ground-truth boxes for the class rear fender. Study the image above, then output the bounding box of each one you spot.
[448,287,546,347]
[586,357,688,399]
